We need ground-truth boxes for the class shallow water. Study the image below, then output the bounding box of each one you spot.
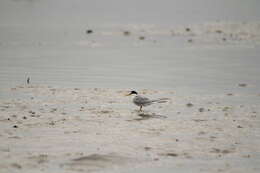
[1,36,260,96]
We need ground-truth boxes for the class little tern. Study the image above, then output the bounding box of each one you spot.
[127,90,169,111]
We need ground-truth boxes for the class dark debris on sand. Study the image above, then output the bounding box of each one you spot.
[86,29,93,34]
[186,103,194,107]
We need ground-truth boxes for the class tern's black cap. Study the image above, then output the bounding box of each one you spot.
[130,91,138,95]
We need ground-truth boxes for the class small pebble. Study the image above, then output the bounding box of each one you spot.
[243,154,251,158]
[166,153,178,157]
[216,30,222,34]
[186,103,193,107]
[49,122,55,126]
[238,83,247,87]
[23,116,27,120]
[29,111,35,114]
[27,77,30,84]
[222,107,230,111]
[86,29,93,34]
[11,163,22,169]
[123,31,131,36]
[237,125,243,128]
[198,108,204,112]
[139,36,145,40]
[50,108,57,112]
[186,28,191,32]
[144,147,151,151]
[13,125,18,128]
[198,131,206,135]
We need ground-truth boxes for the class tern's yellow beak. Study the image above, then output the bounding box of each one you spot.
[125,93,132,96]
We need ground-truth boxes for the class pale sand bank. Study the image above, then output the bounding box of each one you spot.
[0,85,259,173]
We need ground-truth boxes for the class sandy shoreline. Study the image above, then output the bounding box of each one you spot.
[1,0,260,172]
[0,85,259,173]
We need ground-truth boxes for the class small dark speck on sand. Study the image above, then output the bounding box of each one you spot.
[227,93,233,96]
[100,110,111,114]
[27,77,30,84]
[222,107,230,111]
[86,30,93,34]
[50,108,57,112]
[49,122,55,126]
[139,36,145,40]
[216,30,223,34]
[144,147,152,151]
[222,38,226,41]
[186,28,191,32]
[176,139,179,142]
[11,163,22,169]
[198,131,206,135]
[198,108,205,112]
[237,125,243,128]
[222,150,232,154]
[73,154,109,162]
[238,83,247,87]
[211,148,233,154]
[13,125,18,128]
[243,154,251,158]
[166,153,178,157]
[186,103,193,107]
[123,31,131,36]
[23,116,27,120]
[29,111,35,115]
[187,39,193,43]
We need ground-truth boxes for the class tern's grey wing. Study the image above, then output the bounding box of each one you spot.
[133,95,153,106]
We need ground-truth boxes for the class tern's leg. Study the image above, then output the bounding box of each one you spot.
[139,106,142,111]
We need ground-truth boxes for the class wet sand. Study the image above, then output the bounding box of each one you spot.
[0,85,259,173]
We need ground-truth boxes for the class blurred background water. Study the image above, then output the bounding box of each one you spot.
[0,0,260,95]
